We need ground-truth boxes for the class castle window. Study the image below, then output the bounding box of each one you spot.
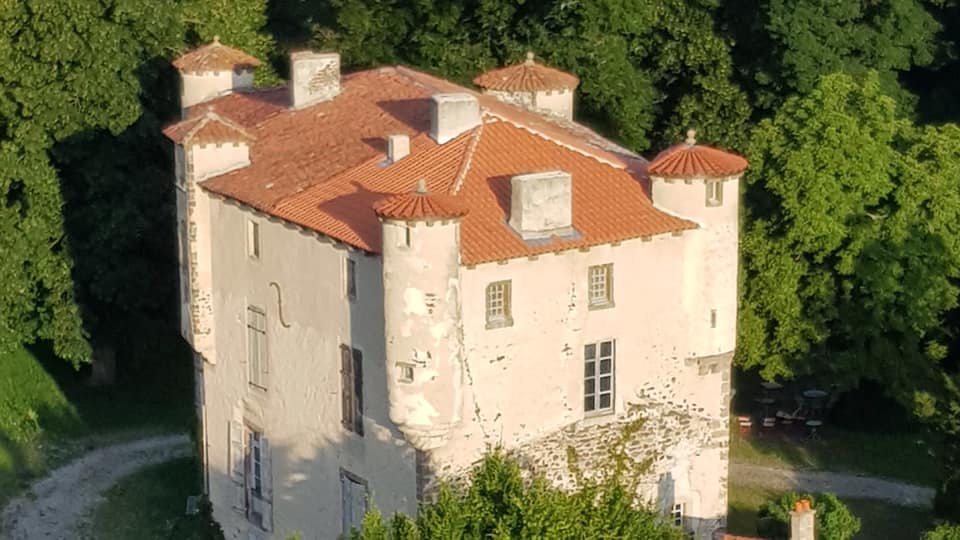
[340,469,368,535]
[671,502,685,527]
[345,259,357,301]
[398,225,412,248]
[485,280,513,329]
[246,306,267,389]
[584,340,615,414]
[588,264,614,308]
[710,309,717,328]
[340,345,364,435]
[398,363,415,383]
[705,180,723,207]
[247,220,260,259]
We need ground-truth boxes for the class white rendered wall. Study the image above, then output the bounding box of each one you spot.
[181,70,254,111]
[200,201,417,540]
[421,227,735,537]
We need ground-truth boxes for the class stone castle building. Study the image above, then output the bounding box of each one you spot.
[164,37,747,540]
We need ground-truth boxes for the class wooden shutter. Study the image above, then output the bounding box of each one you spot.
[229,409,246,512]
[353,348,364,435]
[340,345,353,430]
[229,410,244,482]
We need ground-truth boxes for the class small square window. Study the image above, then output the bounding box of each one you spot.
[588,264,614,308]
[247,220,260,259]
[397,363,415,383]
[705,180,723,207]
[485,280,513,329]
[346,259,357,301]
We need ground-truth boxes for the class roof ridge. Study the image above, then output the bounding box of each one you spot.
[450,123,484,195]
[483,112,625,171]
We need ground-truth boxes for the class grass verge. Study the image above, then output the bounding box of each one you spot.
[0,329,194,507]
[730,420,939,486]
[88,456,223,540]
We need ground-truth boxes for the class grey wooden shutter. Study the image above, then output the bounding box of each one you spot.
[340,345,353,430]
[229,409,246,511]
[353,348,363,435]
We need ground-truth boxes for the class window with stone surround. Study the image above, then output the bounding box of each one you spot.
[588,264,614,308]
[584,340,615,414]
[345,258,357,301]
[671,502,684,527]
[340,469,368,535]
[340,345,364,436]
[246,306,267,389]
[705,180,723,207]
[485,280,513,329]
[247,219,260,259]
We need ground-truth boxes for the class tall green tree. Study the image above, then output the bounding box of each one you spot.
[0,0,183,364]
[738,71,960,394]
[724,0,942,112]
[308,0,751,151]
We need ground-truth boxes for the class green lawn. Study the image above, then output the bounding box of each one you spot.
[89,456,223,540]
[730,420,940,487]
[0,330,195,506]
[727,483,935,539]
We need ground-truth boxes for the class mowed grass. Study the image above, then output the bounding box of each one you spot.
[727,483,935,539]
[0,329,195,506]
[89,457,222,540]
[729,420,940,487]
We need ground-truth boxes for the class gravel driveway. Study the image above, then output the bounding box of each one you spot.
[0,434,192,540]
[730,462,936,508]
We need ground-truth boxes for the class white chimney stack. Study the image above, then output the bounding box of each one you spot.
[387,134,410,162]
[508,170,574,240]
[290,51,341,109]
[790,499,816,540]
[430,93,481,144]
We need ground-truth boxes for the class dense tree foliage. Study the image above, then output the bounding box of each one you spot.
[925,523,960,540]
[724,0,942,112]
[739,72,960,394]
[348,451,684,540]
[302,0,751,150]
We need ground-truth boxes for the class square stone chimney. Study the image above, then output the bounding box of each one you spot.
[508,170,574,240]
[790,499,816,540]
[387,134,410,162]
[430,93,481,144]
[290,51,341,109]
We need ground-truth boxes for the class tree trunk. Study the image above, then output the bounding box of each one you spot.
[87,342,117,386]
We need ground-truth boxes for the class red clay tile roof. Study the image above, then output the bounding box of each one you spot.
[173,37,262,73]
[162,110,254,145]
[648,130,748,179]
[473,52,580,92]
[374,180,470,220]
[164,65,696,264]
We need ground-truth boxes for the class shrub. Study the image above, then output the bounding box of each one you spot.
[350,451,684,539]
[757,492,860,540]
[924,523,960,540]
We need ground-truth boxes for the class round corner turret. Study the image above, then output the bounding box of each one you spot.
[375,184,468,450]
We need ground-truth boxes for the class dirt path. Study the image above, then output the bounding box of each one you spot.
[0,433,192,540]
[730,462,936,508]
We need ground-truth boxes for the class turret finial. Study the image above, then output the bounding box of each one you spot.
[685,128,697,146]
[212,35,221,44]
[415,179,428,194]
[525,51,535,64]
